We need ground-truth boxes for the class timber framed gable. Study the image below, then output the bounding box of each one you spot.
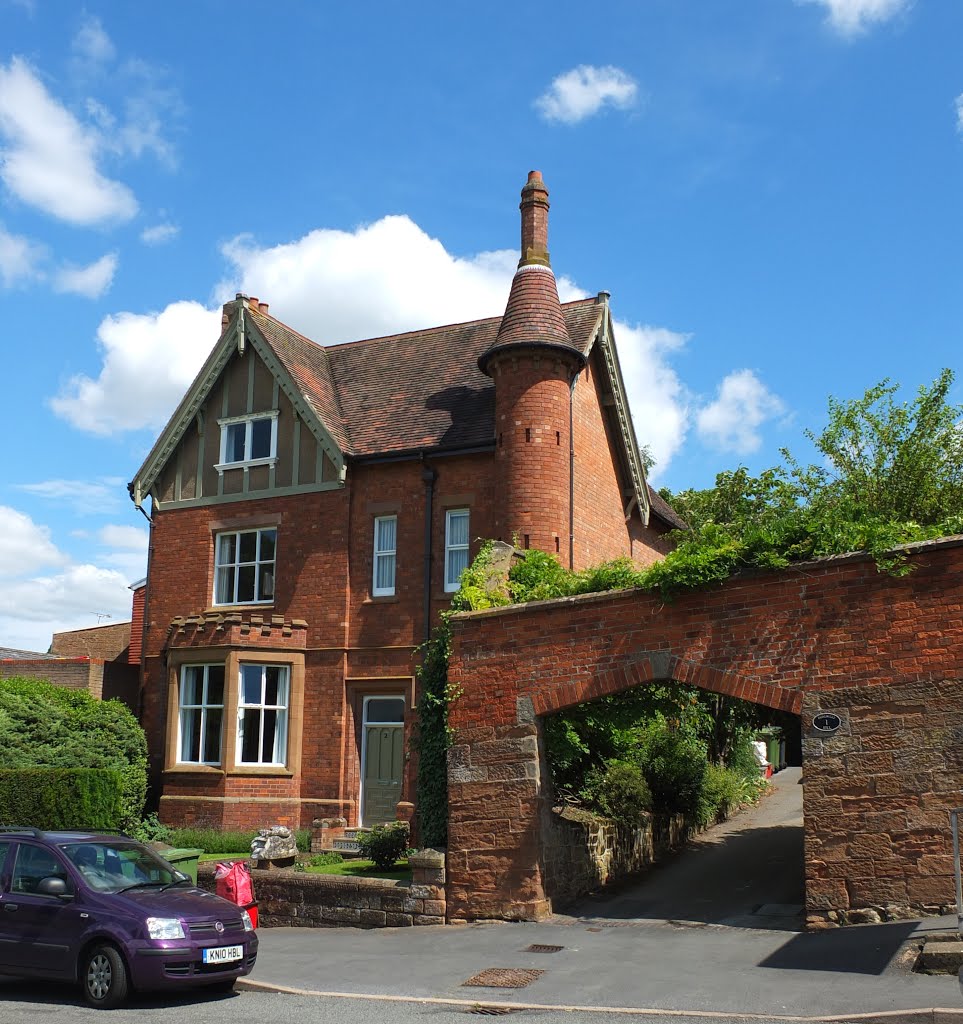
[130,306,346,511]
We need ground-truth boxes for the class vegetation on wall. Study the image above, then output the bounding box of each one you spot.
[413,371,963,844]
[0,677,148,832]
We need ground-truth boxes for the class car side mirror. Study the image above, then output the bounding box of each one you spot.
[173,870,189,882]
[37,876,73,899]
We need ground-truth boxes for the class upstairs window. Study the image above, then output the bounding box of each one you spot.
[214,527,276,605]
[237,664,289,767]
[217,412,278,469]
[178,664,224,765]
[372,515,397,596]
[444,509,470,592]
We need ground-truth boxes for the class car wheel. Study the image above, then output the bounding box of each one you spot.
[83,943,129,1009]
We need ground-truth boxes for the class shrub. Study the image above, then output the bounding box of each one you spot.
[0,677,148,832]
[165,828,259,854]
[307,851,343,867]
[697,763,743,827]
[355,821,410,869]
[0,768,124,830]
[584,760,651,825]
[637,725,708,816]
[131,812,174,844]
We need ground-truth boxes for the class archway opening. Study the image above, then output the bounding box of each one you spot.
[537,680,804,929]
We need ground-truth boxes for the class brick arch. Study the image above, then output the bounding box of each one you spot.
[531,651,802,718]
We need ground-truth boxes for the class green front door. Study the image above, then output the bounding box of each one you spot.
[361,697,405,826]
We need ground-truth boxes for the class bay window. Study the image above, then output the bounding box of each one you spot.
[237,664,289,766]
[178,665,224,764]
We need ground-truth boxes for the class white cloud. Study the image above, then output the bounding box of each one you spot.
[0,223,45,286]
[0,506,63,578]
[98,524,147,550]
[535,65,639,124]
[16,477,127,515]
[696,369,785,454]
[141,222,179,245]
[798,0,911,36]
[54,252,117,298]
[0,57,137,225]
[614,325,690,479]
[71,15,116,66]
[0,563,135,652]
[221,216,528,344]
[50,301,222,434]
[956,94,963,134]
[53,214,691,479]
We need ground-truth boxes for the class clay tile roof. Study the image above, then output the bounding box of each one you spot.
[248,308,352,452]
[0,646,55,660]
[478,266,586,374]
[259,298,600,459]
[647,486,688,531]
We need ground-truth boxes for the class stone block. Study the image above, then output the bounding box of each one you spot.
[322,907,362,924]
[385,912,413,926]
[423,899,446,915]
[359,909,387,927]
[414,915,445,925]
[402,897,425,913]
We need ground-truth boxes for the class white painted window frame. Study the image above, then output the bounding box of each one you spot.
[444,508,470,592]
[236,663,290,768]
[215,410,279,472]
[213,526,277,606]
[177,664,225,765]
[372,515,397,597]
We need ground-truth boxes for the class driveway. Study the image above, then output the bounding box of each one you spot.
[556,765,806,930]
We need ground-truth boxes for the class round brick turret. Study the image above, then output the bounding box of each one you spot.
[479,172,585,559]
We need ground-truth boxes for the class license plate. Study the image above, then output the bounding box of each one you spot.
[202,945,243,964]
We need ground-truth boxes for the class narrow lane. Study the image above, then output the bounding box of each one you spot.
[556,766,805,930]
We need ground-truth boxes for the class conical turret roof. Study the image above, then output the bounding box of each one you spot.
[478,172,586,375]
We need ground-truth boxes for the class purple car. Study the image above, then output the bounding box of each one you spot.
[0,828,258,1008]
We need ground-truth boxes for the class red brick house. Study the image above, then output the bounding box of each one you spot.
[129,171,682,831]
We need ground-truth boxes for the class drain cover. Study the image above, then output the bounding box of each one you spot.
[463,968,546,988]
[526,944,563,953]
[467,1007,525,1016]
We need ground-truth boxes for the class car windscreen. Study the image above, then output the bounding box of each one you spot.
[60,842,180,893]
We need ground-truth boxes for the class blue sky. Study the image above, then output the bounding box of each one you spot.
[1,0,961,650]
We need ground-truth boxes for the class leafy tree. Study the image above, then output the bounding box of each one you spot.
[785,369,963,526]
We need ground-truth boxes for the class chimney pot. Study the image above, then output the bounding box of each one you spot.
[258,302,269,315]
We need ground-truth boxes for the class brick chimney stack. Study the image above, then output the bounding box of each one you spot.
[519,170,551,268]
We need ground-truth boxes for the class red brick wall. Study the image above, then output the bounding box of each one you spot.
[0,658,102,696]
[488,354,578,557]
[445,539,963,924]
[141,404,675,830]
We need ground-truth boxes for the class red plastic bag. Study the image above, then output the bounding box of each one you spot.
[214,860,254,906]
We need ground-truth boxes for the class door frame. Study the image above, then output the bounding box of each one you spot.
[358,694,406,827]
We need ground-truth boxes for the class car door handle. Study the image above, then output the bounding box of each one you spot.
[3,904,18,912]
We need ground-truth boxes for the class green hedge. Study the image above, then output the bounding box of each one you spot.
[0,677,148,831]
[0,768,125,831]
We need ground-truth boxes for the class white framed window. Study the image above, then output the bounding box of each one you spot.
[444,508,470,592]
[216,411,278,470]
[372,515,397,596]
[214,527,276,605]
[178,664,225,764]
[237,664,289,766]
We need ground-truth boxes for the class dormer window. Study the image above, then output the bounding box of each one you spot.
[216,411,278,470]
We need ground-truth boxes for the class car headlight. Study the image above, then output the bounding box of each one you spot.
[146,917,185,940]
[240,909,254,932]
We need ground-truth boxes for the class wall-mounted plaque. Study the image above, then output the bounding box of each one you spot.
[812,712,842,733]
